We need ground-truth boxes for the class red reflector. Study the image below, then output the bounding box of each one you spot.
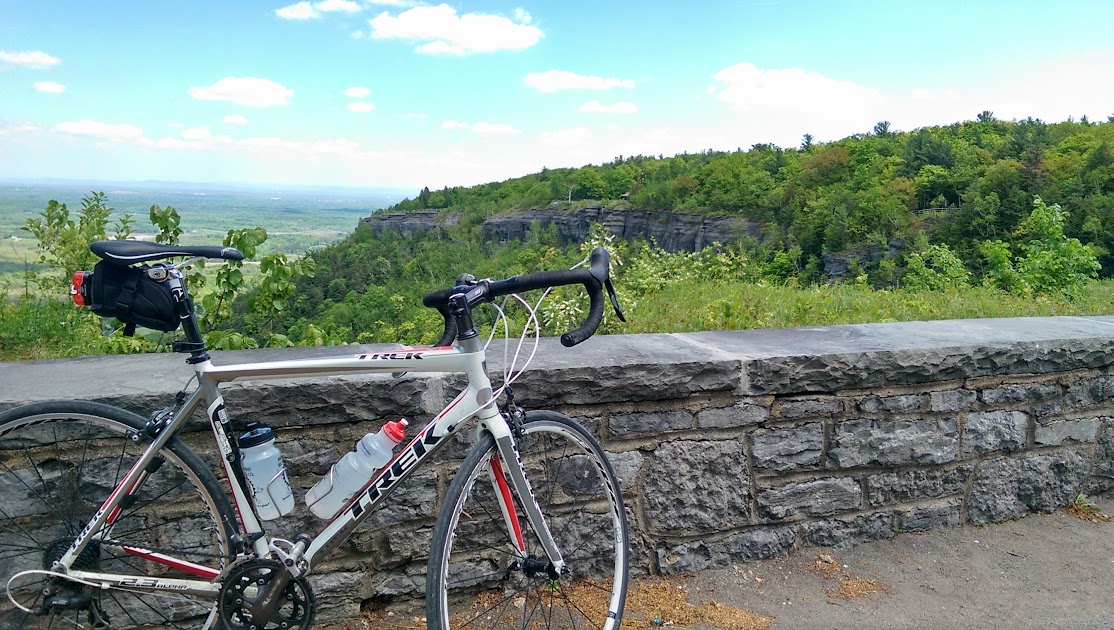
[72,271,89,306]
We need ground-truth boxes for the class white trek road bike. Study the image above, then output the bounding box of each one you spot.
[0,241,630,630]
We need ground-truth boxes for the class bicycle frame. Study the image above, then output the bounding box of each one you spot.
[53,333,564,600]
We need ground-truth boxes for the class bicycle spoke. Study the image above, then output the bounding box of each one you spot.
[0,405,233,629]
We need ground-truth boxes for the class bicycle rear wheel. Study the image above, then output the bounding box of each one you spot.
[427,410,629,630]
[0,400,237,629]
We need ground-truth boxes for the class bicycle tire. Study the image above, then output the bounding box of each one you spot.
[0,400,238,629]
[427,410,629,630]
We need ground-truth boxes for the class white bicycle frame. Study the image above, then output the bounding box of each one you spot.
[51,333,564,601]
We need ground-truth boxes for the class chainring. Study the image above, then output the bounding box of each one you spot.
[217,559,315,630]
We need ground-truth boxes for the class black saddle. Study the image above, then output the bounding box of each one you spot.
[90,240,244,265]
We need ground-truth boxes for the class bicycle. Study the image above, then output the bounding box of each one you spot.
[0,240,630,629]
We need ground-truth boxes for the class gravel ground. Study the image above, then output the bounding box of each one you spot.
[668,497,1114,630]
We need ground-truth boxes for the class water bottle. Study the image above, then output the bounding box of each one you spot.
[239,424,295,521]
[306,419,408,519]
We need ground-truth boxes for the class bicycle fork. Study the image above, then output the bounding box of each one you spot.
[487,429,567,580]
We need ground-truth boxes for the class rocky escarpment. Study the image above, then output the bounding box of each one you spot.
[361,209,460,237]
[363,206,763,252]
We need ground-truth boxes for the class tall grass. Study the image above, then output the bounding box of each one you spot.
[619,280,1114,334]
[5,280,1113,361]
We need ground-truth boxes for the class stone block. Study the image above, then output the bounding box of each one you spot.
[1065,374,1111,409]
[980,383,1059,406]
[757,477,861,520]
[643,440,750,534]
[777,398,843,419]
[829,419,958,468]
[1090,417,1114,484]
[896,501,962,532]
[656,527,796,574]
[929,389,977,412]
[865,466,973,507]
[222,373,431,428]
[697,400,769,429]
[802,512,895,548]
[606,450,644,496]
[964,411,1028,455]
[1034,418,1100,446]
[751,423,823,472]
[308,571,364,623]
[859,394,922,414]
[967,451,1089,523]
[609,410,692,435]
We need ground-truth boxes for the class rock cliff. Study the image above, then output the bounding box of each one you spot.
[363,206,762,252]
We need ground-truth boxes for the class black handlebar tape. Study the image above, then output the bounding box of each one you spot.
[421,288,456,347]
[560,282,605,347]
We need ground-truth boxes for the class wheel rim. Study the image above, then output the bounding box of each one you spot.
[0,411,230,629]
[437,419,628,629]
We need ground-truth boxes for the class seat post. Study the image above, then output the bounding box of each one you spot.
[168,270,210,363]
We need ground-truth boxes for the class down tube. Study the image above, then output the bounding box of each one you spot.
[302,384,499,569]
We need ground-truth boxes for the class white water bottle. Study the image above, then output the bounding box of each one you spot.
[306,419,408,519]
[239,424,295,521]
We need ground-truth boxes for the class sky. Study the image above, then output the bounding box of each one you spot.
[1,0,1113,192]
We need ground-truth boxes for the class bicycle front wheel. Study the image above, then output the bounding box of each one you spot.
[0,400,237,629]
[428,410,629,630]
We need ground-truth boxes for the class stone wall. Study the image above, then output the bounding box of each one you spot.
[2,316,1113,622]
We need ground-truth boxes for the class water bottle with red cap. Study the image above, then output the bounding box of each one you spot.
[305,419,408,519]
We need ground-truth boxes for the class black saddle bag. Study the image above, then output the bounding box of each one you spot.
[87,260,181,333]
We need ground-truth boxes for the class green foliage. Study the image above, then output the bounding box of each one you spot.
[249,253,315,334]
[149,204,183,245]
[904,244,971,291]
[22,192,114,290]
[981,196,1101,298]
[199,227,266,329]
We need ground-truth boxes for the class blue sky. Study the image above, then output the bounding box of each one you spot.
[1,1,1112,191]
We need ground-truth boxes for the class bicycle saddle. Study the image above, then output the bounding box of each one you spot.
[90,240,245,264]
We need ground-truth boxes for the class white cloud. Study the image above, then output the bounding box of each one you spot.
[222,114,249,126]
[472,122,519,135]
[0,50,61,69]
[276,2,318,20]
[707,62,887,145]
[54,120,146,143]
[316,0,361,13]
[343,86,371,98]
[347,101,376,113]
[579,100,638,115]
[523,70,635,94]
[540,127,592,147]
[0,123,42,137]
[711,62,885,115]
[370,4,542,55]
[33,81,66,94]
[181,127,213,141]
[442,120,519,135]
[188,77,294,108]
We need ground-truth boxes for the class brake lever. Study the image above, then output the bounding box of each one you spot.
[604,277,626,322]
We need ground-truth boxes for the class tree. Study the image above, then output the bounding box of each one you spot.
[800,133,814,151]
[873,121,893,138]
[904,244,970,291]
[22,192,129,290]
[576,167,608,200]
[981,196,1100,298]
